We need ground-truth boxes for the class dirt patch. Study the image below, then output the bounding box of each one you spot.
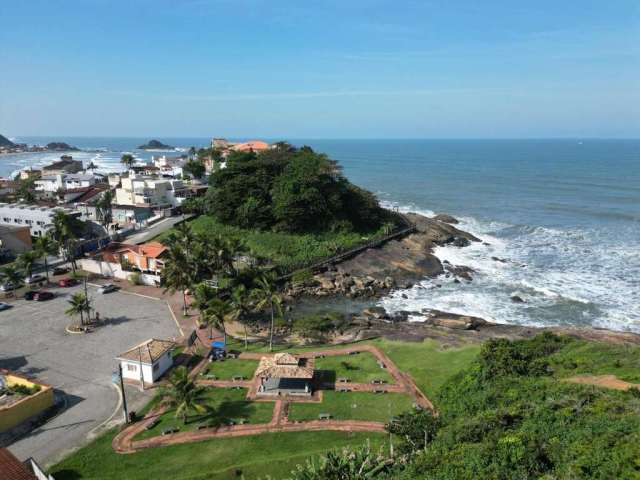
[564,374,640,391]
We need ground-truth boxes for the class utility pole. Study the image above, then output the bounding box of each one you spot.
[118,363,129,424]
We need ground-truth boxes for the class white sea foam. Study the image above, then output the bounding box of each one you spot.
[378,204,640,333]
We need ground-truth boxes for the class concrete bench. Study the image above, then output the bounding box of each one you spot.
[315,354,325,359]
[337,378,351,383]
[337,388,349,393]
[371,379,387,384]
[162,427,179,435]
[318,413,332,420]
[378,361,387,369]
[145,419,160,430]
[373,389,387,394]
[348,351,360,355]
[232,375,244,381]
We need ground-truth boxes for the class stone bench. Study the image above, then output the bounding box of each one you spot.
[318,413,332,420]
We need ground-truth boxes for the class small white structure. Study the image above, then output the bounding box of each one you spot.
[116,338,175,385]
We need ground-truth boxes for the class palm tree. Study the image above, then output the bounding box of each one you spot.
[1,265,23,296]
[34,235,58,283]
[120,153,135,170]
[17,251,39,280]
[66,292,90,327]
[253,272,283,352]
[96,190,114,228]
[230,285,251,350]
[160,366,207,424]
[86,161,98,172]
[163,244,194,316]
[51,211,78,272]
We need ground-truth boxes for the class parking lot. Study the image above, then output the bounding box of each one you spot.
[0,283,181,465]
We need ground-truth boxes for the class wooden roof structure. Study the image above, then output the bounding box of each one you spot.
[116,339,175,365]
[255,353,314,379]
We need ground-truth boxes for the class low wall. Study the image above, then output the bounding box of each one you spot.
[0,372,54,433]
[80,258,161,286]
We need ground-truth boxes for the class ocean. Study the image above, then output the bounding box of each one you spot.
[4,137,640,332]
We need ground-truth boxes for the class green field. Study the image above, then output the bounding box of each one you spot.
[314,353,394,384]
[201,358,259,381]
[159,215,385,271]
[135,388,274,440]
[50,430,386,480]
[288,391,415,423]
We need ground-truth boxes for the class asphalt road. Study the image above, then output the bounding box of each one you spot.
[123,214,194,244]
[0,284,180,466]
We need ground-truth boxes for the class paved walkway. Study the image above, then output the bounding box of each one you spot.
[112,344,434,453]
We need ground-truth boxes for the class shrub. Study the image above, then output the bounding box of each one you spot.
[128,272,143,286]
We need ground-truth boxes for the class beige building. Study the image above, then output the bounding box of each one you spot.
[114,173,186,208]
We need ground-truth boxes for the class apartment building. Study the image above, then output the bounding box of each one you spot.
[0,203,81,237]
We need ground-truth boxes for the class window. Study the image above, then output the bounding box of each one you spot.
[126,364,137,372]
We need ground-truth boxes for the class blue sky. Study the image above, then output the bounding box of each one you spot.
[1,0,639,138]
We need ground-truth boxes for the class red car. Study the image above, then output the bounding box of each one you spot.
[58,278,78,287]
[34,291,54,301]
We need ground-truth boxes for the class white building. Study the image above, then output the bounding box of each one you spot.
[0,203,82,237]
[114,172,186,208]
[152,155,185,178]
[35,173,97,195]
[116,339,175,385]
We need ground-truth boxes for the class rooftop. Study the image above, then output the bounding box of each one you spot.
[0,448,37,480]
[255,353,314,379]
[117,338,175,364]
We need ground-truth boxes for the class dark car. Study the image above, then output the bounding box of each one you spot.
[58,278,79,287]
[53,266,70,276]
[24,290,40,301]
[34,291,54,301]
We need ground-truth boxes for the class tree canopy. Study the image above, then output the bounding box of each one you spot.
[205,145,389,234]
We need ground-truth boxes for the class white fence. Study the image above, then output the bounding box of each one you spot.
[79,258,161,286]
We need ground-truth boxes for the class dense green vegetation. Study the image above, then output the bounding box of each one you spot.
[286,334,640,480]
[203,144,394,234]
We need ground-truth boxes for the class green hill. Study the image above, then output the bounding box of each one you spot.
[0,134,15,147]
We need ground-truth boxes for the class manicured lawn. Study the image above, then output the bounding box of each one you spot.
[159,215,386,271]
[315,353,394,384]
[288,391,415,423]
[135,388,274,440]
[201,358,259,381]
[371,338,481,399]
[50,429,386,480]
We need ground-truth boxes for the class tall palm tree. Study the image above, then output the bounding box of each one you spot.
[253,272,283,352]
[230,285,251,350]
[96,190,114,228]
[120,153,135,170]
[34,235,58,283]
[163,244,194,316]
[1,265,23,296]
[51,211,78,272]
[66,292,90,327]
[206,298,233,344]
[17,251,39,279]
[160,366,207,424]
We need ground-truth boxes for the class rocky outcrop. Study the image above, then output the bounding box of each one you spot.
[432,214,459,224]
[45,142,78,151]
[137,139,174,150]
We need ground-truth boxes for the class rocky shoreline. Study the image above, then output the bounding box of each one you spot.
[285,211,480,299]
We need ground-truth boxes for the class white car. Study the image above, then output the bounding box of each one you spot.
[98,283,117,294]
[0,282,19,292]
[25,274,46,285]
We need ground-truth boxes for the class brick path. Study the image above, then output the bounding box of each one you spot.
[112,344,434,453]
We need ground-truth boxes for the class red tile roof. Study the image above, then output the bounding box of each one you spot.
[0,448,37,480]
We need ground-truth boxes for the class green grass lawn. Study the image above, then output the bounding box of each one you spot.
[288,391,415,423]
[201,358,259,381]
[159,215,385,271]
[548,339,640,383]
[135,388,274,440]
[50,429,386,480]
[371,338,481,399]
[314,353,394,384]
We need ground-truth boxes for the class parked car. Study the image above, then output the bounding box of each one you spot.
[98,283,117,294]
[53,266,70,276]
[24,290,40,301]
[0,302,12,311]
[0,282,19,292]
[58,278,79,287]
[34,291,54,301]
[24,274,46,285]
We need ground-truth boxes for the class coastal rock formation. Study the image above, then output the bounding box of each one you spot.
[137,139,174,150]
[432,213,459,224]
[286,212,480,298]
[0,134,15,147]
[45,141,78,151]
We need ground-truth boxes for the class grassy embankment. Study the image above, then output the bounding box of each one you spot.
[158,215,389,272]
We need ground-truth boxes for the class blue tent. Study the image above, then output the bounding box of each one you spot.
[211,341,225,350]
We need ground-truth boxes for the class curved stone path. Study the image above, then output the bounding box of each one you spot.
[112,344,433,453]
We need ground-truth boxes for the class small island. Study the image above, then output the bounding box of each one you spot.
[137,139,174,150]
[0,133,79,155]
[45,141,79,151]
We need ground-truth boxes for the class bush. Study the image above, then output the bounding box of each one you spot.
[128,272,143,286]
